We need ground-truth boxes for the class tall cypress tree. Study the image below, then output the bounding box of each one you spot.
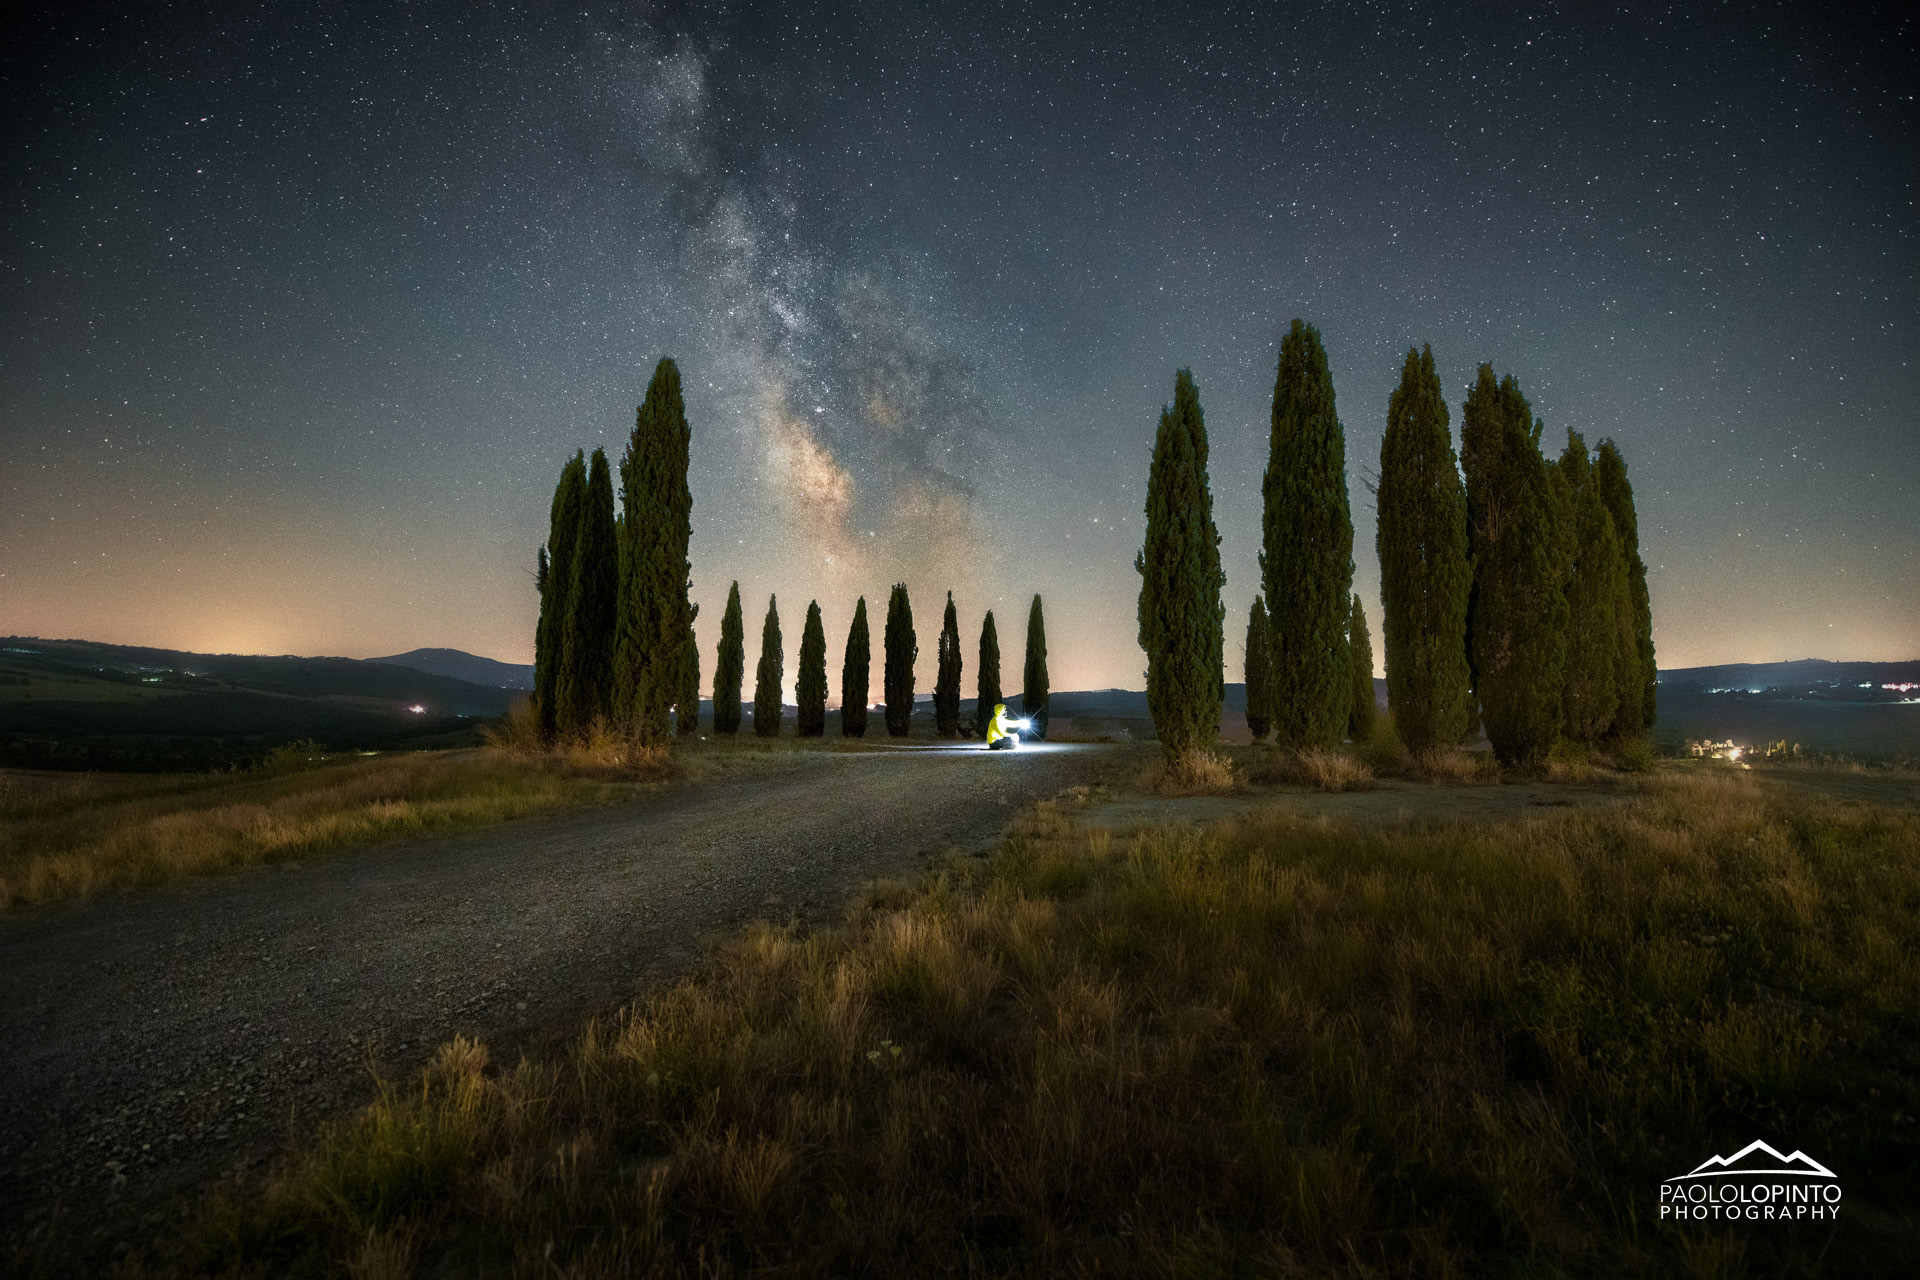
[1244,596,1272,742]
[841,597,871,738]
[1348,594,1377,739]
[533,545,554,741]
[1462,366,1567,767]
[1594,440,1656,737]
[1558,433,1626,743]
[559,448,618,736]
[934,592,963,737]
[1376,345,1472,752]
[615,358,695,744]
[676,624,700,736]
[1136,370,1224,762]
[712,581,744,735]
[884,583,917,738]
[753,595,782,738]
[976,611,1002,737]
[1022,594,1050,737]
[536,452,586,742]
[1261,319,1354,749]
[797,600,827,737]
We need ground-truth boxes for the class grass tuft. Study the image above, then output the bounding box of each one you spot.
[1246,746,1377,791]
[1145,748,1239,795]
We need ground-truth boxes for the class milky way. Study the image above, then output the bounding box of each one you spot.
[3,1,1915,691]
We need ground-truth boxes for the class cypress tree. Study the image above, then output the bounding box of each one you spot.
[712,581,744,735]
[559,447,618,736]
[934,592,963,737]
[976,611,1002,737]
[1594,440,1656,737]
[532,545,554,741]
[1135,370,1225,762]
[1244,596,1272,742]
[841,597,871,738]
[615,358,695,744]
[753,595,782,738]
[1348,594,1376,739]
[537,452,586,741]
[1262,319,1354,750]
[1462,366,1567,767]
[1022,594,1050,737]
[884,583,917,738]
[676,622,700,736]
[797,600,827,737]
[1557,432,1625,743]
[1376,345,1472,752]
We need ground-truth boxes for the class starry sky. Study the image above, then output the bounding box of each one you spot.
[4,0,1915,696]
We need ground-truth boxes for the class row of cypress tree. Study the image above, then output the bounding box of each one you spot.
[533,358,696,745]
[701,585,1052,738]
[1140,324,1654,769]
[531,359,1055,747]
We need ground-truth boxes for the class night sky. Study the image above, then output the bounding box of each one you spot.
[5,1,1915,695]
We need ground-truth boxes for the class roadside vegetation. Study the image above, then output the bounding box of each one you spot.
[139,769,1918,1277]
[0,743,677,913]
[0,703,1019,913]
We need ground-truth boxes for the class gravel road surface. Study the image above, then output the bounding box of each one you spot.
[0,744,1114,1264]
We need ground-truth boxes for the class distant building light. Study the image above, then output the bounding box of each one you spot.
[407,704,426,714]
[1882,683,1918,693]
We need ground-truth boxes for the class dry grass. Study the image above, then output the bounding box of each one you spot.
[1143,747,1239,795]
[137,770,1920,1276]
[1245,745,1377,791]
[1400,746,1494,783]
[0,749,674,913]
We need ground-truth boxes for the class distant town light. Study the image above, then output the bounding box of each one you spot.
[407,704,426,714]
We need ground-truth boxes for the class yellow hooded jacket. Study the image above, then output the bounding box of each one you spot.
[986,702,1014,744]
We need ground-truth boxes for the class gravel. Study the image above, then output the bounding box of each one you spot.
[0,744,1115,1266]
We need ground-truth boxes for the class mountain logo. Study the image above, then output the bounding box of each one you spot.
[1659,1141,1842,1221]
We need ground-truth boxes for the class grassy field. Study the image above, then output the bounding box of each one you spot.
[0,729,1003,913]
[132,767,1918,1278]
[0,747,681,913]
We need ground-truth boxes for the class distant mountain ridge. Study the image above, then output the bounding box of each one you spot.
[1654,658,1918,757]
[1659,658,1920,693]
[0,637,522,770]
[367,648,534,690]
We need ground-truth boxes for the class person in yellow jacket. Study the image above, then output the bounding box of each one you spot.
[986,702,1026,750]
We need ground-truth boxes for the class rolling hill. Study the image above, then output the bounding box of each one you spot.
[0,638,522,770]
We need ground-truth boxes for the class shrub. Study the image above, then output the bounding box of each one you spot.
[1146,749,1238,796]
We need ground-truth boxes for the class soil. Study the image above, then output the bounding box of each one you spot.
[0,744,1119,1269]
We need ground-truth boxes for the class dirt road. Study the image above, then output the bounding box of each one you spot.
[0,744,1115,1262]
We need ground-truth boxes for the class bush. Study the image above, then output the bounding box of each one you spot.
[257,739,345,776]
[477,699,543,755]
[1355,714,1407,773]
[1609,736,1657,773]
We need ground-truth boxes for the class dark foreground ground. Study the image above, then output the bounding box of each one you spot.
[9,749,1911,1271]
[0,744,1118,1265]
